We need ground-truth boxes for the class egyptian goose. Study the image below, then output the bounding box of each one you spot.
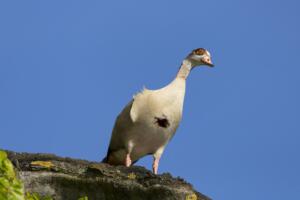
[103,48,214,174]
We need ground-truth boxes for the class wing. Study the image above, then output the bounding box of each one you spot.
[103,89,150,163]
[104,100,134,160]
[130,88,152,122]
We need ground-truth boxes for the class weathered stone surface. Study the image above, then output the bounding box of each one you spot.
[6,151,211,200]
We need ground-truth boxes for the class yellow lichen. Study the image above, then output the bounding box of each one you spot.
[30,161,54,169]
[127,173,136,179]
[186,193,197,200]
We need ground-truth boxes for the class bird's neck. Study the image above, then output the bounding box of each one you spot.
[176,59,192,80]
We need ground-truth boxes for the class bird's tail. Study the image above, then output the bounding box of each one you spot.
[101,156,108,163]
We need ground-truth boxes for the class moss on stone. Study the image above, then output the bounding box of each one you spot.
[78,196,88,200]
[25,192,53,200]
[186,193,197,200]
[127,172,137,180]
[0,150,25,200]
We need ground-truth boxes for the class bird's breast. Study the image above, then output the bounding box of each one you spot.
[129,98,184,160]
[127,78,186,160]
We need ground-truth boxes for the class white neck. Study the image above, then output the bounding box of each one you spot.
[176,59,192,80]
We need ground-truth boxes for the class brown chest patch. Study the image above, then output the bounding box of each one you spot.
[154,115,170,128]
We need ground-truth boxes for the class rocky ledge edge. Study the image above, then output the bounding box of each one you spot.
[3,150,211,200]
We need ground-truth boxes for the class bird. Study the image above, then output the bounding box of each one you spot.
[102,48,214,174]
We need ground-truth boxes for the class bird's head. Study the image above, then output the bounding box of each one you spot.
[186,48,214,68]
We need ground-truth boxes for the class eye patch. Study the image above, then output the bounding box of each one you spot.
[193,48,207,56]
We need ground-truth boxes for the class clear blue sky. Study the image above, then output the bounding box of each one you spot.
[0,1,299,199]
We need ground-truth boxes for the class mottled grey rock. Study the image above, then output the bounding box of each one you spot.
[6,151,211,200]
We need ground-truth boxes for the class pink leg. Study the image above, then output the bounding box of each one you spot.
[152,157,160,174]
[125,153,132,167]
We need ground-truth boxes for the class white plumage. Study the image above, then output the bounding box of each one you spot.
[103,48,214,174]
